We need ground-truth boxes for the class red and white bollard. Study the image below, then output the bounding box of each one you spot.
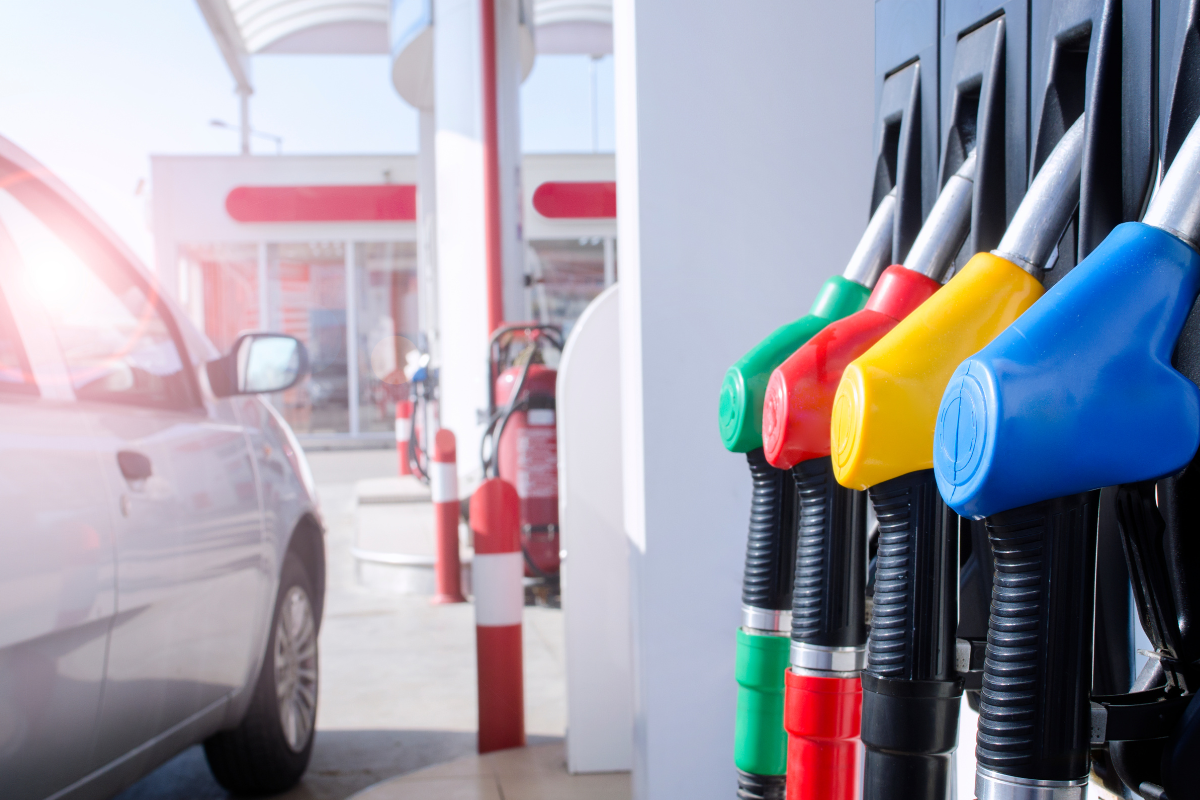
[430,430,465,605]
[395,399,413,476]
[469,478,525,753]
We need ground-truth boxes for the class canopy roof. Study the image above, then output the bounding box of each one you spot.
[195,0,611,93]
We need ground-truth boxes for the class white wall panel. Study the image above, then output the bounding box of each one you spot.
[613,2,875,797]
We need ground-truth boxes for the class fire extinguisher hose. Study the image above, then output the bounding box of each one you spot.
[481,349,536,478]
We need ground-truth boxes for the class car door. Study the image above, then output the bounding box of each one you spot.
[0,219,117,799]
[0,180,268,766]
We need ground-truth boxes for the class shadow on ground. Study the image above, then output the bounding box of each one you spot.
[114,729,562,800]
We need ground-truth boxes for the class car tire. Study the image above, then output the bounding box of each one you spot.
[204,552,319,796]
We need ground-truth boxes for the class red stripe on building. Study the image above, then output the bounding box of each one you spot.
[531,181,617,219]
[225,185,417,222]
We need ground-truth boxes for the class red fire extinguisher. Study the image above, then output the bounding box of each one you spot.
[480,324,565,586]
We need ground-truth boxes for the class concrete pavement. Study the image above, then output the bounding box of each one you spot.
[347,743,630,800]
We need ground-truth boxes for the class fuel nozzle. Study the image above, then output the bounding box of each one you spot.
[719,189,895,454]
[759,156,975,470]
[831,116,1084,491]
[934,112,1200,519]
[927,118,1200,800]
[723,189,897,795]
[745,156,977,800]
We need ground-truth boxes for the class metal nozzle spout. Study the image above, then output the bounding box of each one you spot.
[902,150,977,281]
[1144,115,1200,251]
[842,187,897,288]
[992,116,1085,279]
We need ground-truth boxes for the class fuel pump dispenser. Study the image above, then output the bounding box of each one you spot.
[721,190,895,800]
[931,109,1200,800]
[480,324,564,593]
[404,349,436,483]
[829,9,1154,797]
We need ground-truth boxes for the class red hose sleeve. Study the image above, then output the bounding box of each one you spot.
[784,670,862,800]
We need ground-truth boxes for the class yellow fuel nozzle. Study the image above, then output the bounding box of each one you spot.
[831,117,1086,490]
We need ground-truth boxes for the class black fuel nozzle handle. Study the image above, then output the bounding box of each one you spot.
[741,448,798,627]
[781,457,868,800]
[974,491,1100,799]
[789,456,867,664]
[858,470,962,800]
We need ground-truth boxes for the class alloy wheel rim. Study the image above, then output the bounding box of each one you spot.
[274,585,318,752]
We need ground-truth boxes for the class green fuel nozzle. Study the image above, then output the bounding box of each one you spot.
[719,189,896,453]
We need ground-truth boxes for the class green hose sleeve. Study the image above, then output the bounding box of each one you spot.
[719,276,870,453]
[734,628,792,776]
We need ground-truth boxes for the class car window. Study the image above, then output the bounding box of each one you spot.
[0,189,191,410]
[0,282,36,396]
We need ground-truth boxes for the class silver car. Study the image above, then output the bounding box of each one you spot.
[0,137,325,798]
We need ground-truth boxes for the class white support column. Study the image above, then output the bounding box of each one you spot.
[434,0,489,482]
[433,0,527,484]
[256,241,270,331]
[345,241,360,435]
[603,235,615,286]
[613,2,875,798]
[494,0,528,323]
[418,108,441,373]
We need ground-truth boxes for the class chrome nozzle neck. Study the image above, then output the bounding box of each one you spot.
[993,116,1085,279]
[901,149,977,281]
[1144,114,1200,251]
[842,187,897,288]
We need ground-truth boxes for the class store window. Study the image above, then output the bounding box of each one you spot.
[270,242,348,435]
[527,237,613,337]
[356,242,418,434]
[179,242,260,352]
[179,238,418,438]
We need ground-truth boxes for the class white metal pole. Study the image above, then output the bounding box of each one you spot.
[603,236,615,286]
[345,241,360,435]
[591,56,600,153]
[238,88,251,156]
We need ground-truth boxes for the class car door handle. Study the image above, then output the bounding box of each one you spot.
[117,450,153,483]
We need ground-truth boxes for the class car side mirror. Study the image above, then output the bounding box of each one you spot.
[207,333,309,398]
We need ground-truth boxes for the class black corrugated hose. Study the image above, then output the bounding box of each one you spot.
[860,469,961,800]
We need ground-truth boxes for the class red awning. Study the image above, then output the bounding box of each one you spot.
[531,181,616,219]
[225,185,417,222]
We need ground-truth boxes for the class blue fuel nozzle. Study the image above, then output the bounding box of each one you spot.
[934,117,1200,519]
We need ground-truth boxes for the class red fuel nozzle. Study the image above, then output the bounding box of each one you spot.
[760,152,976,470]
[761,265,941,469]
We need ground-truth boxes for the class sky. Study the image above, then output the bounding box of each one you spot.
[0,0,614,263]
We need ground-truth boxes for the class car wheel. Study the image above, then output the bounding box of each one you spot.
[204,553,319,796]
